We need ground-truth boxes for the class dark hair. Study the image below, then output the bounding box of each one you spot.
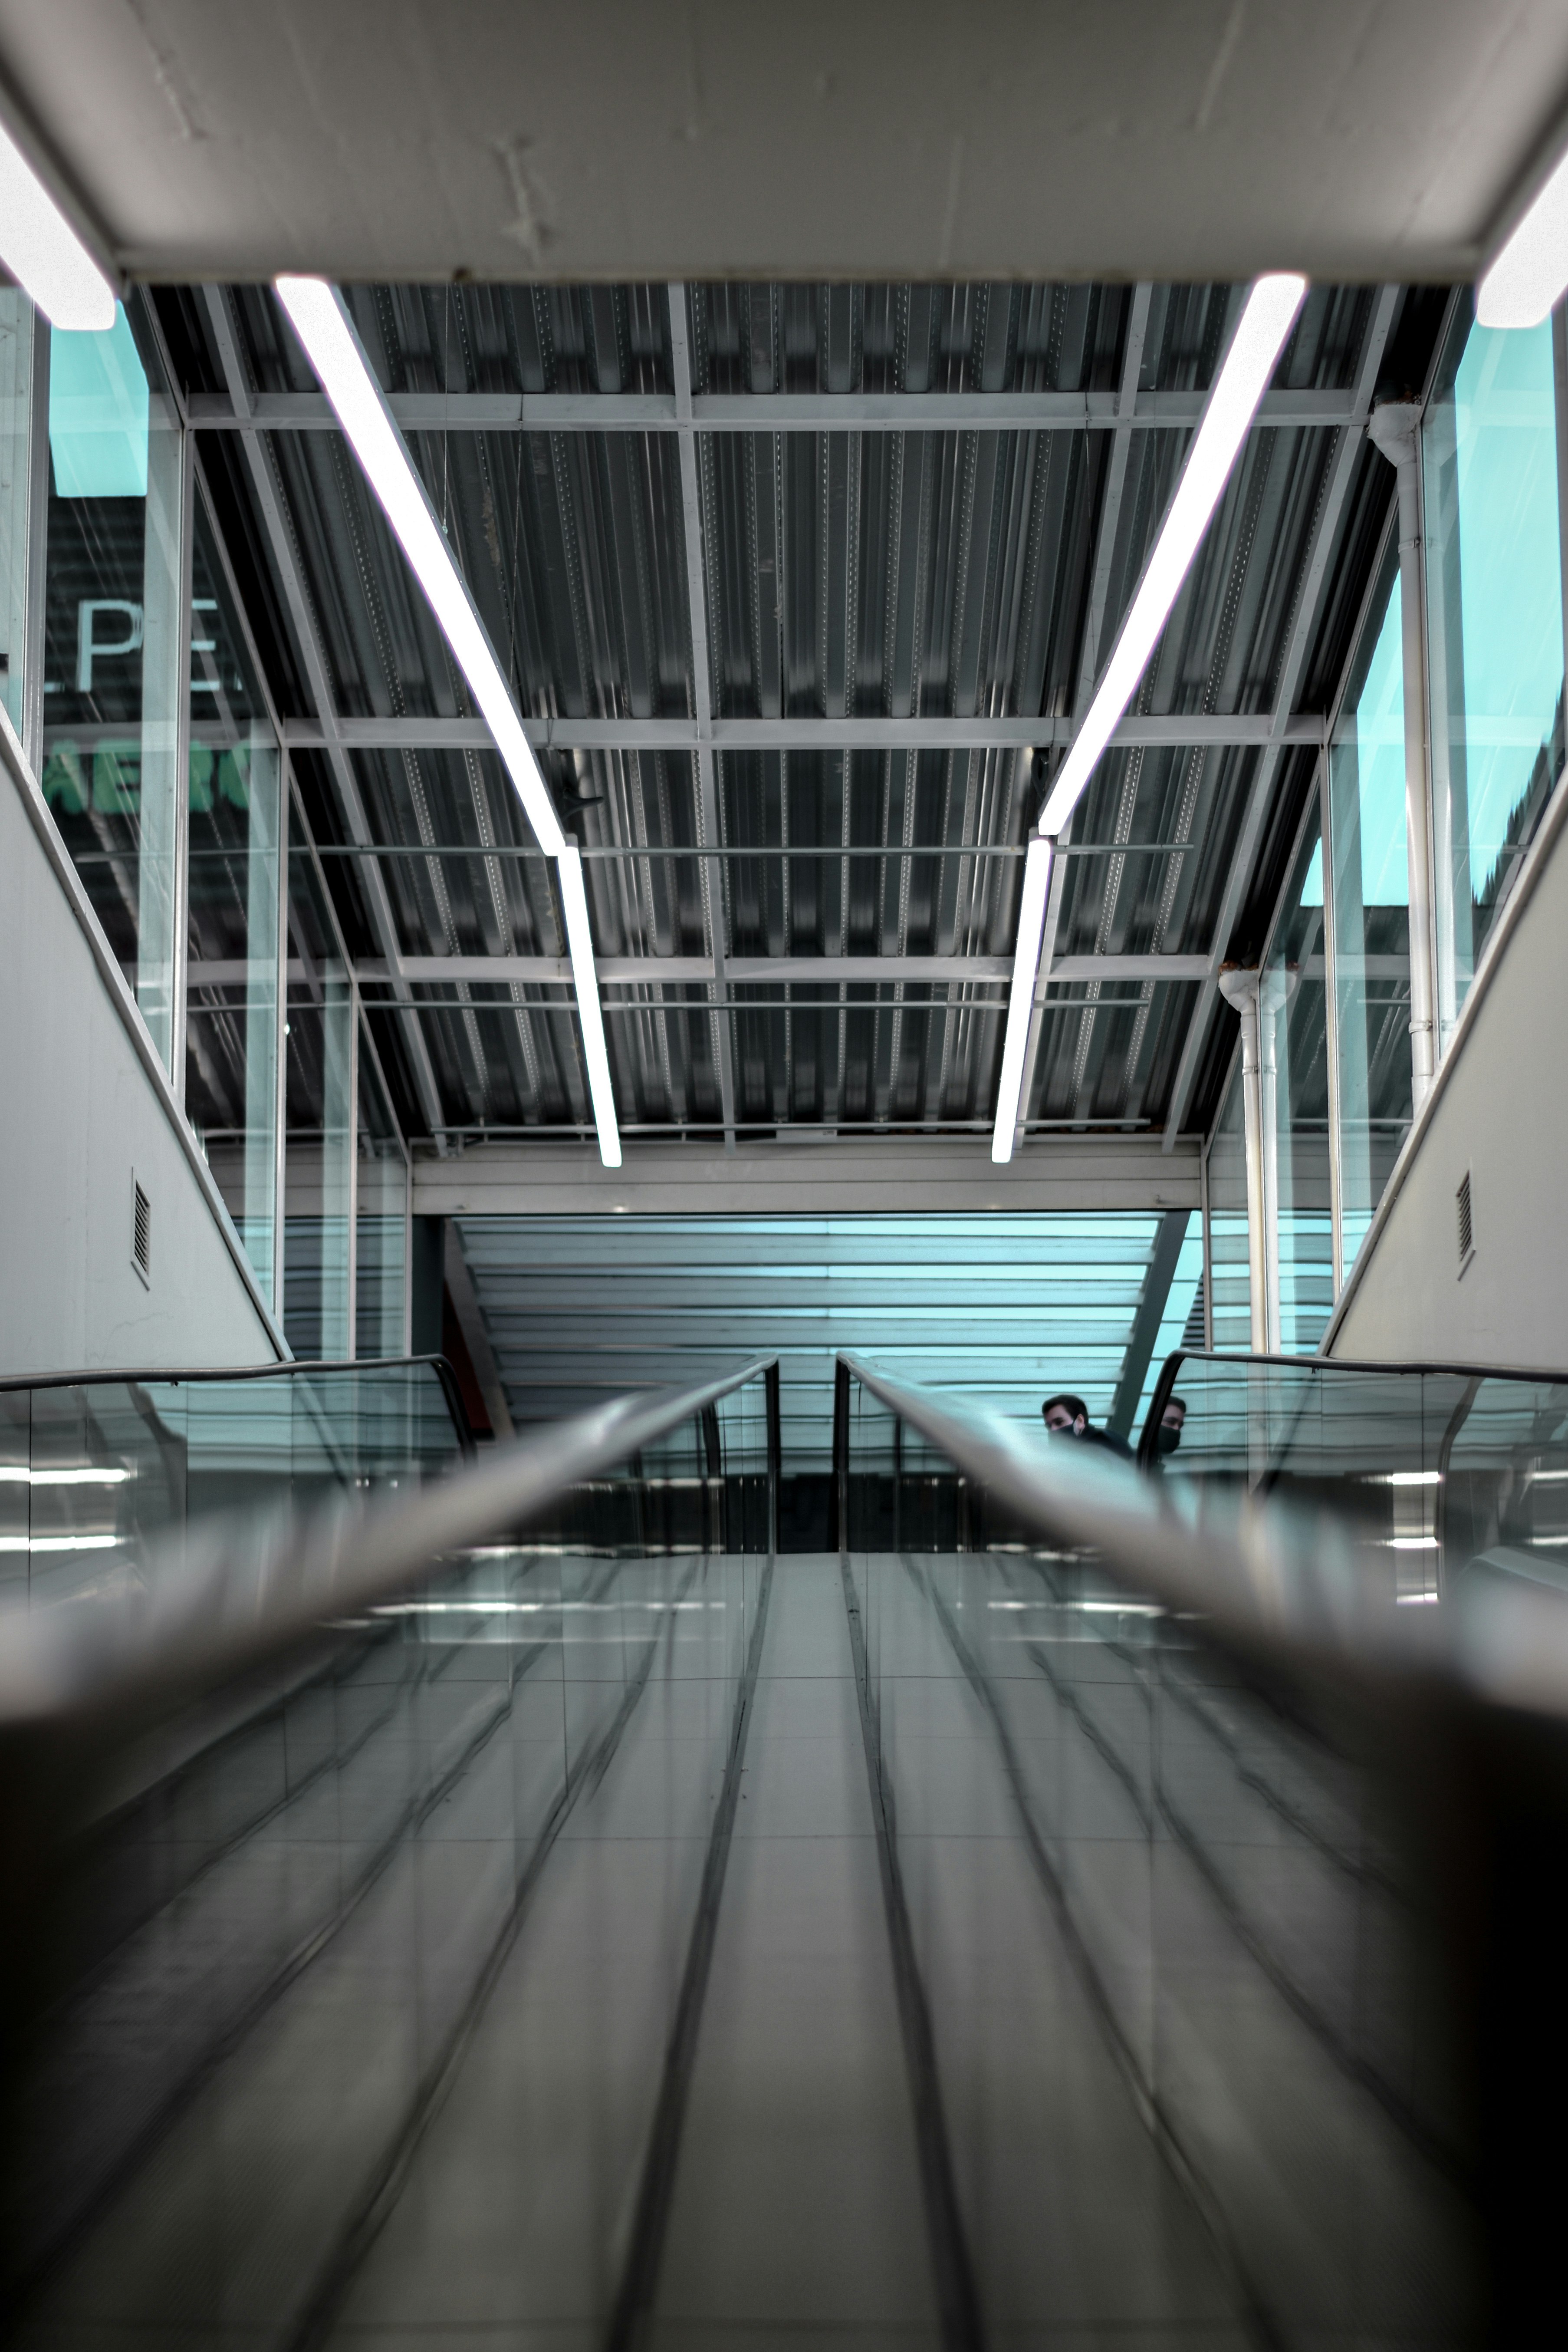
[1166,1394,1188,1414]
[1042,1393,1089,1423]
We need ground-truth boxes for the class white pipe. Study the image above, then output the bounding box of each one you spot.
[1366,402,1437,1113]
[1217,967,1269,1354]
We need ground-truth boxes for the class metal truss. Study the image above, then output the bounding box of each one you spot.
[187,387,1361,436]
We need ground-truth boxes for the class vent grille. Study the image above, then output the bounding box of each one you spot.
[1457,1170,1473,1269]
[132,1180,151,1286]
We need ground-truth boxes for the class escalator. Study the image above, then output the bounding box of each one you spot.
[3,1346,1567,2346]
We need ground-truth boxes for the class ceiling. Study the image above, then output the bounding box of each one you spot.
[1,3,1567,285]
[161,272,1441,1156]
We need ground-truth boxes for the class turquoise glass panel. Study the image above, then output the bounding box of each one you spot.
[1423,304,1565,1044]
[48,304,149,499]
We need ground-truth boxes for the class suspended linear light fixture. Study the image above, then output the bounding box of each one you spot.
[1478,145,1568,328]
[990,273,1308,1164]
[556,846,621,1168]
[0,118,115,330]
[273,276,622,1168]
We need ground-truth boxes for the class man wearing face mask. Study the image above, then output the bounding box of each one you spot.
[1042,1394,1133,1458]
[1153,1394,1187,1464]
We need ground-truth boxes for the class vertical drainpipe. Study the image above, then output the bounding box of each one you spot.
[1217,965,1292,1355]
[1217,968,1269,1354]
[1367,401,1437,1113]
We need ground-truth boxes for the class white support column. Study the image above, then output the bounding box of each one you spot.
[1366,401,1437,1113]
[1216,965,1289,1355]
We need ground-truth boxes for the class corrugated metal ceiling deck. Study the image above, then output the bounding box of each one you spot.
[169,275,1439,1156]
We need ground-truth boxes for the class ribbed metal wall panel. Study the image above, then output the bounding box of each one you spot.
[456,1210,1194,1466]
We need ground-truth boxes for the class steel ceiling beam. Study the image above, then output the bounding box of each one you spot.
[348,951,1209,987]
[201,283,450,1144]
[1160,282,1402,1149]
[187,387,1359,435]
[277,712,1325,755]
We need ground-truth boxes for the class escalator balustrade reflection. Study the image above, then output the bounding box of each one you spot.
[3,1344,1566,2347]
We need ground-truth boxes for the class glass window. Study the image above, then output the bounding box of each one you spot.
[1328,533,1412,1284]
[1206,1057,1251,1352]
[284,848,354,1360]
[357,1042,409,1359]
[184,497,282,1305]
[39,296,184,1072]
[1423,302,1565,1044]
[1267,809,1333,1351]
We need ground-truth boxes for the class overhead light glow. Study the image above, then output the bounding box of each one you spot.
[1479,147,1568,329]
[991,834,1053,1164]
[557,845,622,1169]
[0,120,115,331]
[1039,274,1308,838]
[276,277,624,1168]
[991,276,1306,1160]
[273,277,566,861]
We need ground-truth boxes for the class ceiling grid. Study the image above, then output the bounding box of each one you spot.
[178,275,1421,1154]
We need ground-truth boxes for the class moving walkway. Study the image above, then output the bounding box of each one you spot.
[2,1346,1566,2347]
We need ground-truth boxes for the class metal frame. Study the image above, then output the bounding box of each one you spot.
[1251,768,1326,1351]
[200,283,448,1147]
[184,385,1364,436]
[1318,497,1401,1298]
[193,441,415,1355]
[274,710,1323,755]
[181,283,1409,1168]
[20,308,49,777]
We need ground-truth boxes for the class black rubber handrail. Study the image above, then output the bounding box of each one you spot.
[0,1354,779,1737]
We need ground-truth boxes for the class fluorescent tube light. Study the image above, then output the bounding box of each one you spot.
[273,277,566,861]
[276,278,625,1168]
[1479,147,1568,329]
[1038,274,1307,838]
[991,834,1054,1163]
[990,277,1305,1160]
[557,845,622,1168]
[0,120,115,331]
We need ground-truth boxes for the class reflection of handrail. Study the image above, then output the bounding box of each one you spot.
[0,1355,778,1736]
[835,1352,1568,1723]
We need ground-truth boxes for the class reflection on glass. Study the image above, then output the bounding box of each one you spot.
[1268,812,1332,1350]
[839,1366,1486,2339]
[39,297,184,1070]
[0,290,39,747]
[357,1040,409,1358]
[1424,303,1565,1045]
[284,850,354,1359]
[0,1360,467,1605]
[1206,1057,1250,1351]
[1329,533,1411,1282]
[184,498,281,1303]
